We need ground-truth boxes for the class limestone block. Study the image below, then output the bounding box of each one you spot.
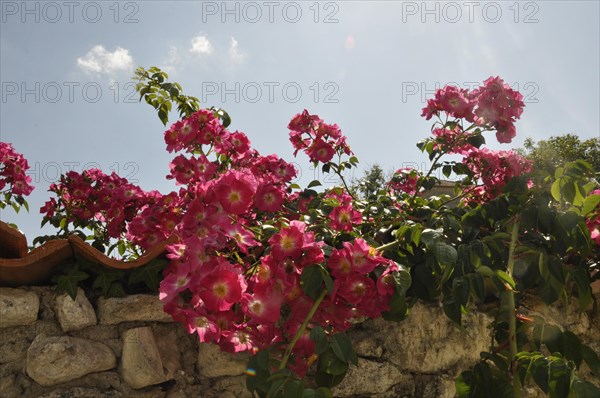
[373,301,491,374]
[334,359,405,397]
[55,288,97,332]
[197,343,249,378]
[121,326,170,389]
[26,335,116,386]
[0,288,39,328]
[98,295,171,325]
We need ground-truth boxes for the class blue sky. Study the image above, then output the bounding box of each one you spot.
[1,0,599,241]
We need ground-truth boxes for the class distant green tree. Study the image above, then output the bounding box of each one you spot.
[519,134,600,174]
[351,164,388,200]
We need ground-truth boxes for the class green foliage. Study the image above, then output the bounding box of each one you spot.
[519,135,600,175]
[36,70,600,397]
[351,164,388,200]
[0,191,29,215]
[51,258,168,299]
[133,66,231,127]
[244,326,360,397]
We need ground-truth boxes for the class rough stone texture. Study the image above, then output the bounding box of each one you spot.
[0,288,39,328]
[55,288,97,332]
[38,387,120,398]
[153,325,182,382]
[98,294,172,325]
[0,333,29,363]
[0,373,22,398]
[352,332,384,359]
[121,326,170,389]
[2,286,598,397]
[212,376,253,398]
[198,342,249,377]
[334,359,405,397]
[26,335,116,386]
[366,301,491,374]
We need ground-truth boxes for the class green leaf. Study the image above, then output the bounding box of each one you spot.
[548,360,571,398]
[434,242,458,265]
[582,345,600,373]
[158,109,168,126]
[476,266,495,278]
[570,267,592,311]
[310,326,329,355]
[392,269,411,296]
[551,180,563,202]
[301,266,323,300]
[54,269,89,300]
[267,370,290,397]
[442,165,452,178]
[128,259,168,291]
[315,387,333,398]
[322,271,334,295]
[420,229,442,246]
[302,389,316,398]
[118,241,126,256]
[316,350,348,388]
[246,350,271,395]
[330,333,358,365]
[453,277,470,307]
[469,273,486,302]
[561,331,583,367]
[466,133,486,148]
[92,270,125,297]
[531,357,550,393]
[443,296,462,325]
[581,193,600,216]
[307,180,322,189]
[455,372,471,398]
[284,380,305,398]
[570,376,600,398]
[382,288,409,322]
[107,282,126,298]
[494,270,515,290]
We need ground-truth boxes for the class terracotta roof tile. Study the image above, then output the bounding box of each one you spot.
[0,221,174,287]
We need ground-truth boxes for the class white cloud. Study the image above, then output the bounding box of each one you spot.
[161,46,182,75]
[189,35,213,55]
[77,45,133,75]
[228,37,246,63]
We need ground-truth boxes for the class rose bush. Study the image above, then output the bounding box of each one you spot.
[0,142,34,215]
[5,68,599,397]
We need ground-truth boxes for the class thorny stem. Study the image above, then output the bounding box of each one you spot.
[506,219,522,398]
[279,289,328,370]
[375,240,401,254]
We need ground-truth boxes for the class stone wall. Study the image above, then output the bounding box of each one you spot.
[1,286,598,398]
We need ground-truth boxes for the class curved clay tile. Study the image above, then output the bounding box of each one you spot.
[0,218,178,286]
[0,221,28,259]
[68,234,179,270]
[0,239,73,286]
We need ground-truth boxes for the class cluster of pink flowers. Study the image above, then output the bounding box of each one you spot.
[164,108,257,160]
[432,127,475,155]
[327,189,362,232]
[288,109,353,163]
[461,148,532,204]
[388,168,419,195]
[41,169,154,240]
[422,76,525,144]
[0,142,34,197]
[154,109,397,376]
[126,191,183,250]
